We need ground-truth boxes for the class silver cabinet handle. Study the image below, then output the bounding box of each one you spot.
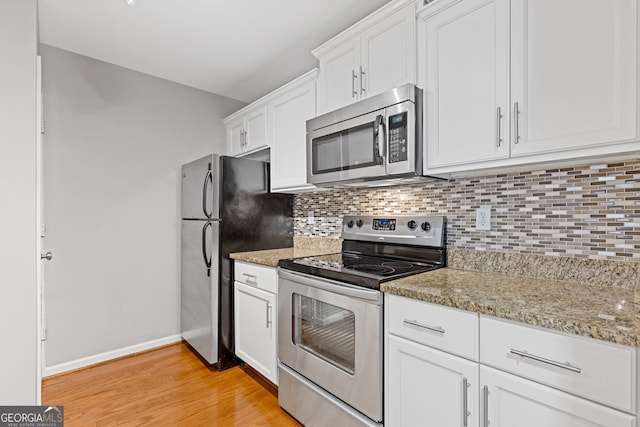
[40,252,53,261]
[463,377,470,427]
[483,385,489,427]
[403,319,445,334]
[359,66,366,95]
[242,273,257,285]
[266,302,272,328]
[513,102,520,144]
[243,129,248,148]
[352,69,358,98]
[510,349,582,373]
[496,106,503,147]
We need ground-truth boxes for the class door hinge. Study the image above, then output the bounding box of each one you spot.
[40,119,45,134]
[41,328,47,341]
[41,223,46,238]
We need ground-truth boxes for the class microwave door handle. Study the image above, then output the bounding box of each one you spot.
[374,114,386,164]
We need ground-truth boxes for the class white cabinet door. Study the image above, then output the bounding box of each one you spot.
[234,281,277,385]
[270,77,316,192]
[315,2,417,115]
[361,5,416,99]
[244,106,268,153]
[420,0,510,168]
[481,366,636,427]
[227,116,246,156]
[510,0,638,156]
[317,39,360,114]
[387,334,480,427]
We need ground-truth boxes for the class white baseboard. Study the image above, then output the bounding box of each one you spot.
[43,334,182,377]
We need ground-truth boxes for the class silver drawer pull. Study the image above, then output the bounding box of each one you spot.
[403,319,445,334]
[242,273,257,283]
[510,349,581,373]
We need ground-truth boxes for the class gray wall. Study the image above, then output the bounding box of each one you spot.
[41,45,245,371]
[0,0,39,403]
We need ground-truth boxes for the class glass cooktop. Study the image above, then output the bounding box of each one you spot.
[278,252,440,290]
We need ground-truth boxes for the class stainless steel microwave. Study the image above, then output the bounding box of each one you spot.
[306,84,445,187]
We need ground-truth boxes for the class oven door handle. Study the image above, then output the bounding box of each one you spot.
[278,269,381,303]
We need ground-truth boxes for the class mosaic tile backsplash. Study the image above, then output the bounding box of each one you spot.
[294,159,640,261]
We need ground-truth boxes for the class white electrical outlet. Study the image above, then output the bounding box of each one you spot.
[476,206,491,230]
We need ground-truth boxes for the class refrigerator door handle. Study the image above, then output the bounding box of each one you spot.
[201,221,212,277]
[203,169,213,219]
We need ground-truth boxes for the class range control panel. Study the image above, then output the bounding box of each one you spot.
[342,215,446,248]
[372,218,396,231]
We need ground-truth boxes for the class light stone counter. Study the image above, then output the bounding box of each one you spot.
[382,267,639,347]
[230,236,342,268]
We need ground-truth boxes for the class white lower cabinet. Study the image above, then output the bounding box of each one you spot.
[386,295,638,427]
[387,334,479,427]
[234,262,278,385]
[481,366,636,427]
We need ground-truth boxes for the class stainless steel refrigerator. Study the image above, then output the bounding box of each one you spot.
[181,154,293,369]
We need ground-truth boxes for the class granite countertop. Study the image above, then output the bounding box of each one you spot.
[230,236,343,268]
[382,267,639,347]
[230,247,338,268]
[231,241,639,347]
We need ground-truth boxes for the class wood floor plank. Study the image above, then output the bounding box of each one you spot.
[42,343,301,426]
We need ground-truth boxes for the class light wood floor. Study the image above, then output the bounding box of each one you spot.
[42,343,301,426]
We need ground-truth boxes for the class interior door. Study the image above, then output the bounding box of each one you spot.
[36,55,45,403]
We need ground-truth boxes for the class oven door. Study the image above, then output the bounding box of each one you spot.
[307,109,387,185]
[278,269,382,422]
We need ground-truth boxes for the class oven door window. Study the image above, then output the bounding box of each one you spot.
[311,122,379,175]
[292,293,355,374]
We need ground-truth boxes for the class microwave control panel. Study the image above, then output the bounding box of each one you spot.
[388,112,408,163]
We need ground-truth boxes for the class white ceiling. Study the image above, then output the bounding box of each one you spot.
[38,0,391,103]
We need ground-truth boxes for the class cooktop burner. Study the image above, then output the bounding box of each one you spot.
[347,264,395,275]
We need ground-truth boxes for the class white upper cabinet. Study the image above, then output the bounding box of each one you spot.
[314,0,417,115]
[269,70,318,193]
[420,0,639,173]
[420,0,510,167]
[224,69,319,192]
[317,39,361,114]
[510,0,638,156]
[224,105,267,157]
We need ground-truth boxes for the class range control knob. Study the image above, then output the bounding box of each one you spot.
[421,222,432,232]
[346,220,355,228]
[356,219,364,228]
[407,220,418,230]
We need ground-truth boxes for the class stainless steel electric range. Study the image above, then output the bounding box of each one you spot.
[277,215,446,427]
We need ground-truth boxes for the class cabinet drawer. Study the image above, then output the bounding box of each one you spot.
[387,294,479,361]
[234,261,277,293]
[480,316,636,413]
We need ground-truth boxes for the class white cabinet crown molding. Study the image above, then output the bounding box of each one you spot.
[311,0,416,59]
[223,69,319,123]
